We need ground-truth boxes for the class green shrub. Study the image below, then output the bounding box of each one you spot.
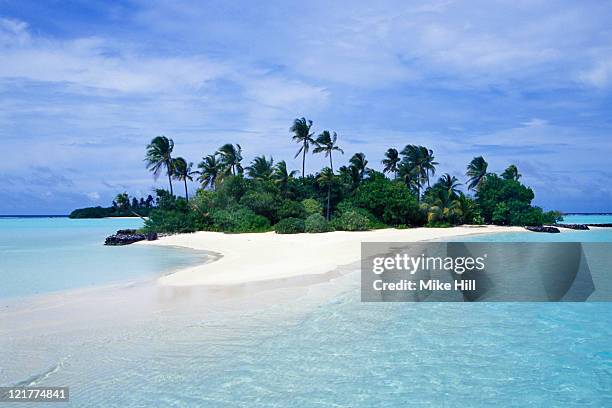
[143,209,199,233]
[332,209,370,231]
[274,217,305,234]
[543,210,563,224]
[477,174,536,224]
[216,175,248,203]
[352,177,423,226]
[335,201,386,229]
[278,200,307,219]
[239,190,280,222]
[211,207,270,232]
[302,198,323,216]
[304,214,333,233]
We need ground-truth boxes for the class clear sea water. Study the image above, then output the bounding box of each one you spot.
[0,217,207,298]
[1,215,611,407]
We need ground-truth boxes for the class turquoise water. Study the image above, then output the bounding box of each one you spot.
[462,214,612,242]
[0,217,206,298]
[561,214,612,224]
[1,216,611,406]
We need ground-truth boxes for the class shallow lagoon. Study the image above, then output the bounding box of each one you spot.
[0,217,206,298]
[0,216,610,406]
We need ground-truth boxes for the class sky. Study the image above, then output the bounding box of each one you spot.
[1,0,611,214]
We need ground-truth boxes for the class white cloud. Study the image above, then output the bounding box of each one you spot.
[0,19,226,94]
[521,118,548,127]
[86,191,100,201]
[579,58,612,88]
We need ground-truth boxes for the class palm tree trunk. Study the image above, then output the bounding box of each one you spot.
[326,186,331,221]
[167,172,173,196]
[302,145,306,179]
[184,179,189,200]
[329,154,333,173]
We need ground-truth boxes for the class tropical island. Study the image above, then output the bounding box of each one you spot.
[72,117,562,234]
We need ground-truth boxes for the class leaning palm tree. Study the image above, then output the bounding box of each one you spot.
[217,143,243,176]
[317,167,335,221]
[438,173,462,197]
[349,152,369,183]
[466,156,489,191]
[291,117,315,178]
[273,160,299,196]
[501,164,521,181]
[144,135,175,195]
[197,154,223,190]
[382,148,400,179]
[246,155,274,181]
[313,130,344,172]
[172,157,195,200]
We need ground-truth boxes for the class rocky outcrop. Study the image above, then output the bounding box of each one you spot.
[105,230,158,246]
[553,224,590,230]
[525,226,560,233]
[588,223,612,227]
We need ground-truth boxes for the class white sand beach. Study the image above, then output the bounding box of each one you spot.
[141,226,525,287]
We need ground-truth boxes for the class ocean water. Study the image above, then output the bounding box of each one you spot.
[0,217,207,298]
[462,214,612,242]
[561,214,612,224]
[1,216,611,406]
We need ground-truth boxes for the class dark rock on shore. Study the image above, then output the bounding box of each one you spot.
[553,224,590,230]
[525,226,560,233]
[105,230,158,246]
[588,223,612,227]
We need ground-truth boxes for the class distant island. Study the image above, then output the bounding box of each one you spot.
[69,193,156,219]
[71,117,562,233]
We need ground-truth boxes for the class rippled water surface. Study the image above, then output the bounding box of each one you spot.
[1,216,611,407]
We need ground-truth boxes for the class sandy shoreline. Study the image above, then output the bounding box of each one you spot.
[139,225,525,287]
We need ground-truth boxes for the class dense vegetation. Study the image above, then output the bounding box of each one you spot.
[69,193,156,219]
[75,117,562,231]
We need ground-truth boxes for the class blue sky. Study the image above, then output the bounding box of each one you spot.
[1,0,611,214]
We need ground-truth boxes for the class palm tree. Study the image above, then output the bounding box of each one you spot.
[349,152,369,182]
[466,156,488,191]
[172,157,195,200]
[197,154,223,190]
[400,145,438,199]
[217,143,243,176]
[115,192,130,209]
[501,164,521,181]
[438,173,462,197]
[246,155,274,181]
[422,188,462,224]
[273,160,299,196]
[291,117,315,178]
[313,130,344,172]
[144,136,175,195]
[317,167,335,221]
[398,163,420,194]
[382,148,400,178]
